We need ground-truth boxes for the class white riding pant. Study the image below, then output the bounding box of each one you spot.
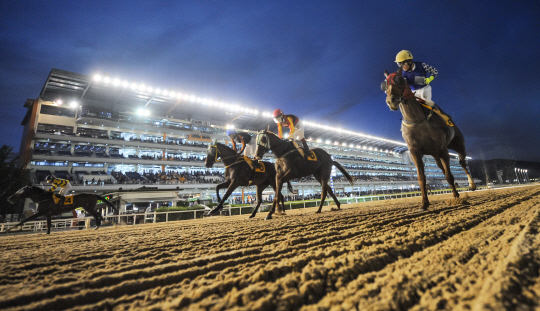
[412,85,433,106]
[243,142,257,158]
[59,183,72,195]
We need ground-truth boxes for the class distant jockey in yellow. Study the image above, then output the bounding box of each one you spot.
[272,109,310,160]
[46,175,72,204]
[395,50,452,122]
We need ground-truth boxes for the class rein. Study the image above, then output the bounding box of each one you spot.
[387,73,432,128]
[211,144,244,168]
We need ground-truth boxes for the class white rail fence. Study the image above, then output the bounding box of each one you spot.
[0,188,476,234]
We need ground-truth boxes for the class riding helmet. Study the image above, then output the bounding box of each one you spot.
[46,175,55,181]
[395,50,413,63]
[272,109,284,123]
[226,129,237,136]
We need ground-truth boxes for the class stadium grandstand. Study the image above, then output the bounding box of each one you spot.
[18,68,476,214]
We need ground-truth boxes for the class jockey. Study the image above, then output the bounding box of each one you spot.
[227,129,259,184]
[395,50,450,119]
[46,175,72,204]
[272,109,310,159]
[227,129,254,156]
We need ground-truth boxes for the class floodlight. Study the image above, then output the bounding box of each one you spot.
[93,74,102,82]
[70,101,78,108]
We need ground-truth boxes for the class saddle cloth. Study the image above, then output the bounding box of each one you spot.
[242,156,266,173]
[53,194,74,205]
[292,142,318,161]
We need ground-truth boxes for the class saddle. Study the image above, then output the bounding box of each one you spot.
[241,156,266,173]
[416,97,454,126]
[52,194,74,205]
[291,141,317,161]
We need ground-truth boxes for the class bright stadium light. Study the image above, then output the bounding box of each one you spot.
[155,89,162,95]
[70,101,78,108]
[137,109,150,116]
[112,78,120,86]
[55,99,63,105]
[93,74,102,82]
[122,80,129,88]
[103,76,111,83]
[170,91,176,98]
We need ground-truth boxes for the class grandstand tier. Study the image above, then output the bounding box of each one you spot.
[18,68,476,214]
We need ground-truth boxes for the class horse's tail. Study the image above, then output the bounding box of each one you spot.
[95,195,117,214]
[287,181,294,194]
[333,161,354,186]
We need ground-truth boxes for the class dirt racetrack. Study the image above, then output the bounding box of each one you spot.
[1,185,540,311]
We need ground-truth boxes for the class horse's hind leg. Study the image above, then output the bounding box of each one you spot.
[86,209,102,229]
[312,173,330,213]
[448,128,476,191]
[46,216,52,234]
[249,184,265,219]
[438,154,459,198]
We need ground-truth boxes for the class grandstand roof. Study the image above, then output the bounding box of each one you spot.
[37,68,408,153]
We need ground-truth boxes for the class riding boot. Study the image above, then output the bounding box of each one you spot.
[300,138,310,160]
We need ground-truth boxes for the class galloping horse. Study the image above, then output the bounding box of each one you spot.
[204,142,292,218]
[255,130,354,219]
[382,67,476,210]
[7,185,116,234]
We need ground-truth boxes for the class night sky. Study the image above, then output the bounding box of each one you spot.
[1,1,539,161]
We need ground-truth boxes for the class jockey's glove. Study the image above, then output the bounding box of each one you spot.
[424,76,435,85]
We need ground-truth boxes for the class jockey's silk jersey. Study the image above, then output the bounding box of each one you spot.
[277,114,299,138]
[47,178,69,192]
[402,62,438,90]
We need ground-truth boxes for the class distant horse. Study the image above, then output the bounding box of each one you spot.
[7,185,116,234]
[204,142,292,218]
[255,130,354,219]
[382,67,476,210]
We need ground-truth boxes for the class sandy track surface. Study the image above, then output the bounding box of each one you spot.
[1,185,540,311]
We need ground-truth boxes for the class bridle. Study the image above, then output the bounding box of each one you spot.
[385,72,433,127]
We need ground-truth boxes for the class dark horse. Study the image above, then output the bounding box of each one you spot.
[255,130,354,219]
[382,67,476,210]
[7,185,116,234]
[204,142,292,218]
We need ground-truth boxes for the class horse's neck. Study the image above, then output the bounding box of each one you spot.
[31,187,50,202]
[217,144,239,165]
[400,97,426,124]
[268,136,292,157]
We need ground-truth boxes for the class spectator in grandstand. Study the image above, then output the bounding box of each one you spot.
[395,50,450,120]
[272,109,309,159]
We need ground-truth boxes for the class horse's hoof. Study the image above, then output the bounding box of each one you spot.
[417,208,428,212]
[94,226,99,230]
[315,211,321,214]
[248,215,255,219]
[265,215,272,220]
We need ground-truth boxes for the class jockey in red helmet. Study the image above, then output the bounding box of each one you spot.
[272,109,310,159]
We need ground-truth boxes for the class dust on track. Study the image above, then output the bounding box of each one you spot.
[1,185,539,311]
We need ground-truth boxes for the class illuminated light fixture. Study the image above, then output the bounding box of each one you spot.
[369,147,373,150]
[93,74,102,82]
[182,94,190,100]
[317,139,322,143]
[254,110,258,115]
[122,80,129,88]
[130,82,138,90]
[138,84,146,92]
[112,78,120,86]
[137,109,150,116]
[103,76,111,83]
[342,142,347,146]
[155,89,162,95]
[176,93,183,100]
[162,90,169,96]
[326,140,331,144]
[357,145,362,148]
[189,95,196,102]
[56,99,63,105]
[195,97,202,103]
[147,86,153,93]
[170,91,176,98]
[70,101,78,108]
[363,146,368,149]
[350,144,354,147]
[334,142,339,145]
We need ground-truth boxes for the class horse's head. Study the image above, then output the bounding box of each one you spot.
[255,130,272,160]
[7,183,34,204]
[382,67,408,111]
[205,141,219,168]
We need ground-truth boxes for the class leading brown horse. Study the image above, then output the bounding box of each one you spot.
[382,67,476,210]
[255,130,354,219]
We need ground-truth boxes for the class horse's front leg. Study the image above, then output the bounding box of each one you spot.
[46,216,52,235]
[249,184,266,219]
[207,180,237,216]
[410,151,429,210]
[215,180,231,202]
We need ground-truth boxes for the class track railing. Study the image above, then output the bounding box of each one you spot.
[0,186,487,234]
